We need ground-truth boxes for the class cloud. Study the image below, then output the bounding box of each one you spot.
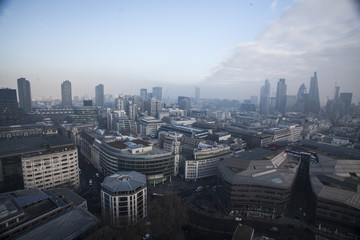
[270,0,278,12]
[204,0,360,102]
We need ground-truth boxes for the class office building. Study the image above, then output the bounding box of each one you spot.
[185,143,232,181]
[95,84,104,107]
[114,95,125,110]
[22,142,80,190]
[307,72,320,113]
[310,158,360,235]
[17,78,32,113]
[152,87,162,101]
[218,150,300,218]
[101,171,147,226]
[195,87,200,104]
[275,78,287,113]
[140,88,147,99]
[340,92,352,113]
[260,79,270,114]
[139,116,166,136]
[0,134,80,192]
[0,88,30,126]
[0,188,97,239]
[61,80,72,108]
[93,137,174,184]
[295,83,307,112]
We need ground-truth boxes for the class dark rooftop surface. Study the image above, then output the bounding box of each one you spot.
[296,139,360,159]
[15,206,98,240]
[0,135,74,157]
[45,188,86,208]
[235,147,273,160]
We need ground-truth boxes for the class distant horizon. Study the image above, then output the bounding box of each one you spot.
[1,0,359,104]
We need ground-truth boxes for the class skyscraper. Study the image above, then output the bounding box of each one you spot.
[340,92,353,114]
[140,88,147,99]
[296,83,307,112]
[17,78,32,113]
[308,72,320,113]
[275,78,287,113]
[152,87,162,101]
[61,80,72,108]
[259,79,270,114]
[95,84,104,107]
[195,87,200,104]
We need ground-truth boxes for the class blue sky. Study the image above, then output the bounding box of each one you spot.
[0,0,359,103]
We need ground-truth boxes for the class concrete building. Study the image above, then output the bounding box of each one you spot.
[310,157,360,236]
[61,80,72,108]
[101,171,147,226]
[94,137,174,184]
[95,84,104,107]
[0,134,80,193]
[159,131,182,176]
[17,78,32,113]
[139,116,165,137]
[0,88,30,126]
[185,143,232,181]
[22,144,80,190]
[218,150,300,218]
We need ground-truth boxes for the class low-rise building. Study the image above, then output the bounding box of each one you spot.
[101,171,147,226]
[0,188,97,239]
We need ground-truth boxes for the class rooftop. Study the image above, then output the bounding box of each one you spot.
[219,151,300,189]
[0,135,74,157]
[15,206,98,240]
[102,171,146,193]
[310,158,360,210]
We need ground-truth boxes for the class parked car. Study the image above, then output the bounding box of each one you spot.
[235,217,242,222]
[269,226,279,232]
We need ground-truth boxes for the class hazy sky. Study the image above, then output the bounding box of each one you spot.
[0,0,359,104]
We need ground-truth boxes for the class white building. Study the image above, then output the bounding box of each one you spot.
[139,116,165,137]
[101,171,147,226]
[185,143,232,181]
[22,147,80,190]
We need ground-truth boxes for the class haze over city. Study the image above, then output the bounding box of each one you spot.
[1,0,359,103]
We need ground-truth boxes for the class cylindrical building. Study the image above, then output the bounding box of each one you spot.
[101,171,147,226]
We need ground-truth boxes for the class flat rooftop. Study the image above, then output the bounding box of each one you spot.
[108,139,150,150]
[15,206,98,240]
[0,135,74,157]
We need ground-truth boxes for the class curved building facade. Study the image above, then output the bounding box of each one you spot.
[94,138,174,184]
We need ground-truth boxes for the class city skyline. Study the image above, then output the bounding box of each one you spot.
[0,0,359,104]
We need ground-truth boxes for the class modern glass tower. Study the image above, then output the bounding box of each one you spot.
[152,87,162,101]
[308,72,320,113]
[61,80,72,108]
[17,78,32,113]
[260,79,270,114]
[95,84,104,107]
[275,78,287,113]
